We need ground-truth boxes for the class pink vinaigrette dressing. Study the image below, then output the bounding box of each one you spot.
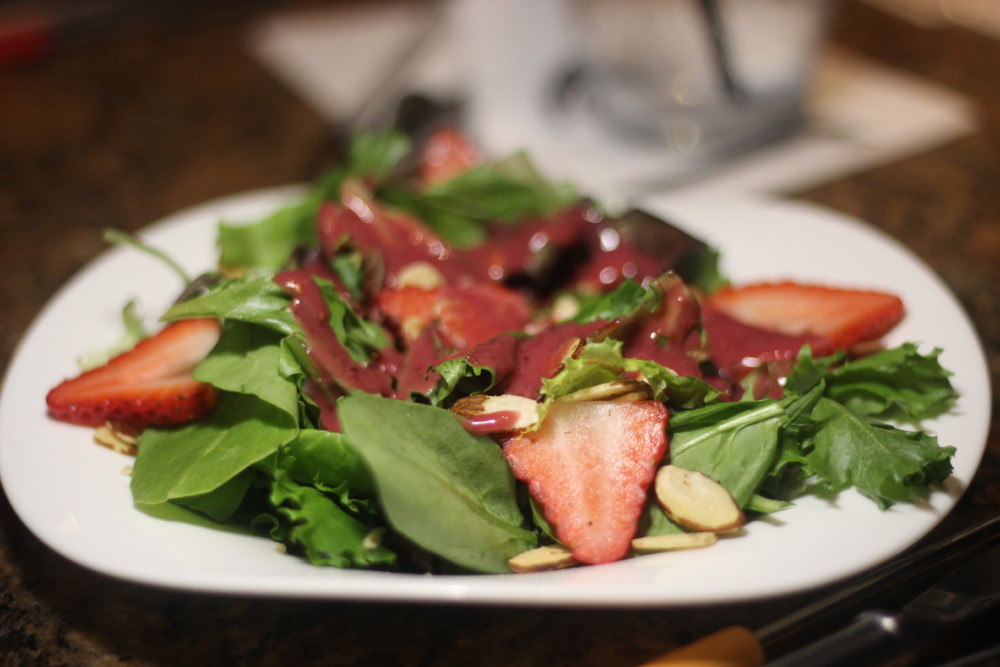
[272,176,832,436]
[458,410,523,435]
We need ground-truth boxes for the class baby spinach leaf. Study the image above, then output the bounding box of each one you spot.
[338,393,536,573]
[217,200,318,274]
[669,401,786,507]
[420,163,572,226]
[344,129,412,184]
[195,323,300,418]
[638,502,686,538]
[163,276,297,335]
[570,279,648,323]
[317,278,391,362]
[165,274,389,365]
[173,467,258,523]
[429,356,500,406]
[132,392,297,508]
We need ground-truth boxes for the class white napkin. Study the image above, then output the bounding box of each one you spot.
[246,2,976,202]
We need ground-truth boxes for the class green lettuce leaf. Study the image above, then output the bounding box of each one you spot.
[539,338,625,401]
[266,469,397,568]
[163,275,297,334]
[540,338,719,412]
[622,357,721,410]
[175,467,259,523]
[429,356,501,407]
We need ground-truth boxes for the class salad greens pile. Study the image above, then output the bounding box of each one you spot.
[123,131,958,575]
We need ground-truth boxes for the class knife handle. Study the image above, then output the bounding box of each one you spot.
[765,610,902,666]
[639,625,765,666]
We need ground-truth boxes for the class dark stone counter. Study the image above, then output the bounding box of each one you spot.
[1,1,997,664]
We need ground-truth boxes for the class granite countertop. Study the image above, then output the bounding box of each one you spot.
[1,1,998,664]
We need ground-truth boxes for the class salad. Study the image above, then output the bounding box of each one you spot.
[44,129,958,575]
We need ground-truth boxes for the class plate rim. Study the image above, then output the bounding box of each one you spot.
[0,186,991,607]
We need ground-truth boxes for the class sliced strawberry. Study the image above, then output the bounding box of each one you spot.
[704,281,905,353]
[502,400,669,565]
[436,283,532,349]
[375,283,532,350]
[46,317,221,428]
[419,126,482,187]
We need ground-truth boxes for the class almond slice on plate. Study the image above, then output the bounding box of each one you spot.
[508,544,578,573]
[654,465,745,534]
[631,532,718,553]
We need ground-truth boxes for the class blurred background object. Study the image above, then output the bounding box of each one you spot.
[248,0,974,200]
[0,0,265,65]
[449,0,830,194]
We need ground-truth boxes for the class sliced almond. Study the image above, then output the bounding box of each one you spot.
[94,423,139,456]
[550,294,580,322]
[559,379,652,403]
[450,394,540,432]
[631,532,718,554]
[508,544,578,573]
[395,261,446,290]
[610,390,655,403]
[654,465,745,534]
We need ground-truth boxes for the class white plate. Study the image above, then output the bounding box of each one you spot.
[0,188,990,606]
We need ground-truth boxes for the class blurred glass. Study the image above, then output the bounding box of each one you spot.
[449,0,830,186]
[567,0,829,158]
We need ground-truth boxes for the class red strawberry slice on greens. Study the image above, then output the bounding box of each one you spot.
[419,126,482,187]
[46,317,221,428]
[502,399,669,565]
[704,281,905,354]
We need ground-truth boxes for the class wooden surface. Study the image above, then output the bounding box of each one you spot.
[1,1,998,664]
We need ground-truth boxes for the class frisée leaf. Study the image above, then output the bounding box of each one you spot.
[799,396,955,509]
